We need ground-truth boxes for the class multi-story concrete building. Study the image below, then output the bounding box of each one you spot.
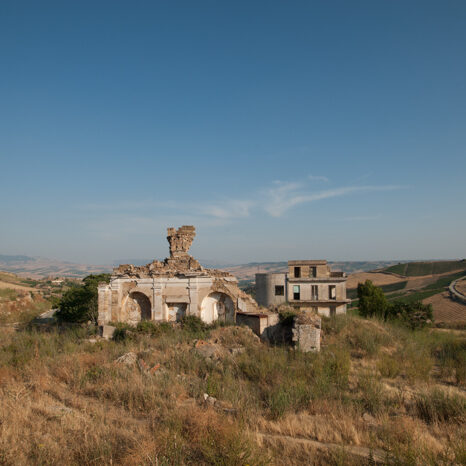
[256,260,350,317]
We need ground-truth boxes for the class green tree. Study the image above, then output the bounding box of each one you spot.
[56,273,111,324]
[357,280,389,319]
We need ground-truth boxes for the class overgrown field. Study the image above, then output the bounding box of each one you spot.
[0,316,464,465]
[0,289,50,324]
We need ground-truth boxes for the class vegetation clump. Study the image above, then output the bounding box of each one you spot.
[358,279,433,329]
[56,273,110,324]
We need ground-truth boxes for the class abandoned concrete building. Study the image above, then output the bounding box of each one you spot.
[97,226,260,327]
[98,226,323,352]
[255,260,350,317]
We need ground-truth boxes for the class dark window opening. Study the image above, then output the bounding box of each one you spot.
[294,267,301,278]
[329,285,336,300]
[275,285,284,296]
[293,285,300,300]
[310,267,316,277]
[311,285,319,300]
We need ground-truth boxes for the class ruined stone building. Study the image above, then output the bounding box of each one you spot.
[98,226,259,327]
[255,260,350,316]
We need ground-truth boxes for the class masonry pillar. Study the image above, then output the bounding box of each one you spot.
[152,280,163,321]
[188,278,199,317]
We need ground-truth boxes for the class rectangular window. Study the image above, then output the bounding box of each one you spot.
[329,285,336,300]
[293,285,300,300]
[294,267,301,278]
[275,285,284,296]
[311,285,318,300]
[310,267,316,277]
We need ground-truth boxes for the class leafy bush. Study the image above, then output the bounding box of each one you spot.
[112,322,134,342]
[387,301,433,329]
[56,274,111,323]
[180,315,207,334]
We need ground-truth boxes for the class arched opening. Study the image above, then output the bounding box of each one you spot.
[200,292,235,324]
[124,291,151,325]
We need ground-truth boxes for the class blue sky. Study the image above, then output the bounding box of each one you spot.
[1,0,465,264]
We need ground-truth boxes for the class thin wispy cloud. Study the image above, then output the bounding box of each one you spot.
[264,183,404,217]
[198,200,254,219]
[308,174,329,182]
[77,177,405,223]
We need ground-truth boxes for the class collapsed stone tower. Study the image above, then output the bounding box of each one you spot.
[97,226,259,326]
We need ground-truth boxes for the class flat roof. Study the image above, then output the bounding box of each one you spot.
[288,260,327,265]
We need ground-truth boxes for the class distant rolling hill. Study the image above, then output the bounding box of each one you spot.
[0,255,111,279]
[222,261,402,283]
[383,260,466,277]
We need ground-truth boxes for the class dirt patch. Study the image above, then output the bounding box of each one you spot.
[347,272,403,289]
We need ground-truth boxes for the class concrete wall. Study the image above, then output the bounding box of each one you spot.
[287,281,346,302]
[236,312,280,341]
[255,273,287,307]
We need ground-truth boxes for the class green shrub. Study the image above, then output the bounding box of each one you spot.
[387,301,433,330]
[414,389,466,424]
[112,322,134,342]
[180,315,208,336]
[56,274,111,323]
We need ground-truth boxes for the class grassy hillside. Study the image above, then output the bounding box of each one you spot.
[0,271,79,325]
[0,317,464,465]
[385,260,466,277]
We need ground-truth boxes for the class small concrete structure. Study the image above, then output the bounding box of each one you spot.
[98,226,259,327]
[236,311,280,341]
[292,314,321,352]
[256,260,350,317]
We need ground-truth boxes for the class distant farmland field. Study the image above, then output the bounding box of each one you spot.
[385,260,466,277]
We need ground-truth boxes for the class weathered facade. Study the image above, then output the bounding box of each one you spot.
[256,260,350,317]
[98,226,258,327]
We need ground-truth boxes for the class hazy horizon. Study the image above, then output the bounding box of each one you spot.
[1,1,465,263]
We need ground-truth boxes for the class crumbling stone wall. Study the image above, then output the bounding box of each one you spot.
[98,226,262,327]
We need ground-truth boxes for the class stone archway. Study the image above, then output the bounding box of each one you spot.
[124,291,151,325]
[200,292,235,324]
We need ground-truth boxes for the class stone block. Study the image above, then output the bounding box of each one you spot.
[102,324,116,340]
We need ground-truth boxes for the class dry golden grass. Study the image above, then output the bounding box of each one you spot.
[0,317,464,465]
